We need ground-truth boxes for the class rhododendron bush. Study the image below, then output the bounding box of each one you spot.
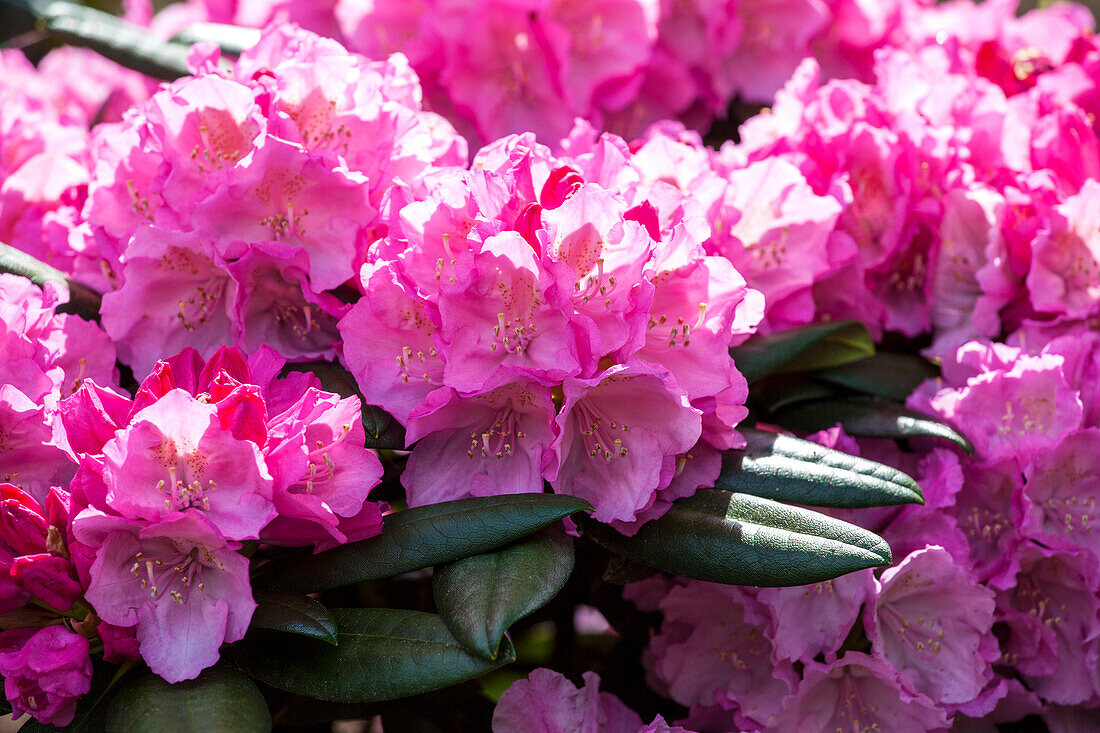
[0,0,1099,730]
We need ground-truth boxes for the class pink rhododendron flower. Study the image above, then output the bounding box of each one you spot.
[338,126,758,529]
[766,653,949,733]
[261,384,384,550]
[549,362,700,524]
[927,351,1083,466]
[61,344,385,560]
[951,457,1024,590]
[0,484,82,613]
[226,244,346,361]
[728,0,830,103]
[648,581,795,728]
[0,276,116,500]
[100,389,276,540]
[0,484,80,614]
[710,156,848,332]
[0,626,92,727]
[100,227,236,376]
[867,546,998,706]
[757,569,875,664]
[996,545,1100,705]
[84,23,465,373]
[338,262,446,420]
[1028,178,1100,319]
[436,230,583,392]
[74,509,254,683]
[492,669,644,733]
[402,381,556,506]
[1020,428,1100,557]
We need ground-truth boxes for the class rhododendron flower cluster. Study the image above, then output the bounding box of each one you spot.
[155,0,953,144]
[0,283,385,716]
[3,0,1100,728]
[339,129,763,526]
[86,23,465,374]
[60,345,383,680]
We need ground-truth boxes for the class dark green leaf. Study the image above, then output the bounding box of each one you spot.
[280,361,405,449]
[104,666,270,733]
[254,493,591,593]
[813,352,939,402]
[0,242,101,322]
[586,489,891,587]
[39,2,192,80]
[361,404,405,449]
[236,608,514,703]
[732,320,874,383]
[249,589,338,645]
[717,427,923,507]
[170,23,261,56]
[772,396,974,453]
[753,375,840,413]
[433,529,574,660]
[601,554,659,584]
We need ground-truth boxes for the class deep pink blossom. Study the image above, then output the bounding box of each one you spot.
[338,261,445,421]
[226,243,346,361]
[1028,178,1100,319]
[0,626,92,727]
[261,387,384,550]
[540,184,655,360]
[100,227,236,376]
[711,157,847,332]
[100,389,276,540]
[927,351,1083,466]
[1020,428,1100,557]
[437,230,583,392]
[949,458,1023,590]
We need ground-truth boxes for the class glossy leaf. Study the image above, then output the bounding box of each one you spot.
[813,352,939,402]
[254,493,591,593]
[236,608,514,703]
[434,529,574,660]
[717,427,924,508]
[773,396,974,453]
[249,589,338,645]
[361,404,405,449]
[753,375,840,413]
[104,667,270,733]
[0,242,101,322]
[586,489,892,587]
[732,320,874,384]
[39,2,191,80]
[170,22,261,56]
